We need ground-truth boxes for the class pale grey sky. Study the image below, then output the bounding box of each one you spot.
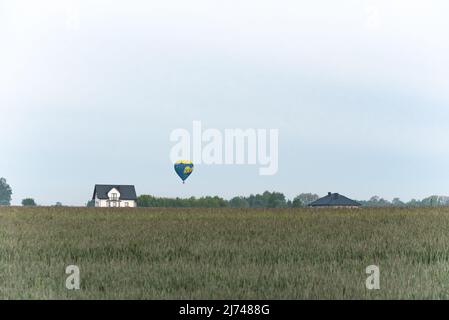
[1,0,449,205]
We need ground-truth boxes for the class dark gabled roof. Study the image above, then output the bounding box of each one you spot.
[92,185,137,200]
[309,192,361,207]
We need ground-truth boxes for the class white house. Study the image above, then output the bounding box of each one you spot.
[92,185,137,208]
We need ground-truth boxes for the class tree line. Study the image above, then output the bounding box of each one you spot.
[86,192,322,208]
[137,193,449,208]
[358,195,449,207]
[1,177,449,208]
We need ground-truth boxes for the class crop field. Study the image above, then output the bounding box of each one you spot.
[2,206,449,299]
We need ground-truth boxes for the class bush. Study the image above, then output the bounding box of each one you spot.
[22,198,37,206]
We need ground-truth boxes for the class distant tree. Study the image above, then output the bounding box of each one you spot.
[406,199,421,207]
[22,198,36,206]
[244,191,287,208]
[0,177,12,206]
[86,200,95,207]
[229,197,250,208]
[137,195,170,207]
[377,198,391,207]
[392,198,405,207]
[421,195,440,207]
[55,202,63,207]
[439,196,449,206]
[291,196,304,208]
[137,195,153,207]
[137,194,228,208]
[437,196,449,206]
[293,193,319,207]
[196,196,228,208]
[266,191,287,208]
[364,196,391,207]
[246,193,267,208]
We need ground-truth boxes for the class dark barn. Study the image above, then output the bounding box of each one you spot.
[309,192,361,208]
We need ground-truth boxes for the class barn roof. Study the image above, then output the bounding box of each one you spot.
[309,192,361,207]
[92,185,137,200]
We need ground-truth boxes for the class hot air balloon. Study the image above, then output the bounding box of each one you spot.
[174,160,194,184]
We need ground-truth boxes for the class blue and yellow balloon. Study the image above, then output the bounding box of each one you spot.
[174,160,194,184]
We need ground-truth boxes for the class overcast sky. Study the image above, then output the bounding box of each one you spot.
[1,0,449,205]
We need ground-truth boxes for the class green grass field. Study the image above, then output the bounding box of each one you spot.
[2,206,449,299]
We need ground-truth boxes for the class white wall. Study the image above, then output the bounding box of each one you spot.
[107,188,121,200]
[95,195,136,208]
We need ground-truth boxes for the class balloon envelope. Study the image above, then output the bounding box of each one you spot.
[174,160,194,183]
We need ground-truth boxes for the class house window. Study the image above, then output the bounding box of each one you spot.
[111,193,118,201]
[125,202,129,207]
